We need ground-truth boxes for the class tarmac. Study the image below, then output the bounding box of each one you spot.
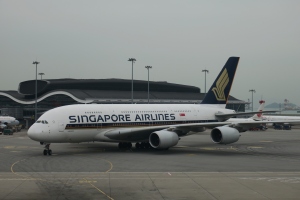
[0,128,300,199]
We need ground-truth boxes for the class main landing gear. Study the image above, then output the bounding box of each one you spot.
[135,142,152,149]
[118,142,153,150]
[118,142,132,150]
[42,143,52,156]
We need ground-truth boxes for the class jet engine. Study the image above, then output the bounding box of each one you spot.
[211,126,240,144]
[149,130,179,149]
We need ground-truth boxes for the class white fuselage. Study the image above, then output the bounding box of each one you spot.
[27,104,234,143]
[261,115,300,122]
[0,116,19,126]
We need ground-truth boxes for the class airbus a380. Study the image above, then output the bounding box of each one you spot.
[28,57,298,155]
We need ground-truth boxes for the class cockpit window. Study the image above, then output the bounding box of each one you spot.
[36,120,48,124]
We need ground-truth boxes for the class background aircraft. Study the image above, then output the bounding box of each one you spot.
[0,115,19,128]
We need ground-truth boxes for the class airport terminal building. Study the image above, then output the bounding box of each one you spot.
[0,78,247,126]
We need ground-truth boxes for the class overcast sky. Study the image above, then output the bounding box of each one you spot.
[1,0,299,109]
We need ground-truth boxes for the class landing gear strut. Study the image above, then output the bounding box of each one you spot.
[118,142,132,150]
[135,142,152,149]
[43,143,52,155]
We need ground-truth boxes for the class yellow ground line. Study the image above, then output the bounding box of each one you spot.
[102,159,113,173]
[83,178,114,200]
[10,159,43,181]
[11,159,34,180]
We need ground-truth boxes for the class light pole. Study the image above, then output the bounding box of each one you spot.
[202,69,209,94]
[128,58,136,104]
[38,72,45,80]
[249,89,256,111]
[145,66,152,104]
[33,61,40,121]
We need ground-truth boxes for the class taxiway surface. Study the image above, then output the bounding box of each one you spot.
[0,128,300,199]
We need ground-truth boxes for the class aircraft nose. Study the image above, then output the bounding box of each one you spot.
[14,120,19,125]
[27,125,39,141]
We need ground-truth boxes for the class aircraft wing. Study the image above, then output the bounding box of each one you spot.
[103,119,300,142]
[103,122,232,141]
[215,110,277,121]
[228,120,300,130]
[250,120,300,125]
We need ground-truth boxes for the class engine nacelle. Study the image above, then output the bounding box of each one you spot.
[211,126,240,144]
[149,130,179,149]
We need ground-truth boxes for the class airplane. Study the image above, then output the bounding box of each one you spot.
[27,57,300,156]
[226,100,269,131]
[251,101,300,127]
[0,115,19,128]
[227,100,265,122]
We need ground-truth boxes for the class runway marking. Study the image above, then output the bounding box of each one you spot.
[10,151,21,153]
[10,159,37,180]
[3,146,39,149]
[200,147,217,151]
[0,178,33,181]
[200,147,237,151]
[16,146,28,149]
[259,141,273,143]
[82,178,114,200]
[240,177,300,184]
[174,146,188,148]
[102,159,113,173]
[248,146,263,149]
[4,146,15,149]
[79,180,97,183]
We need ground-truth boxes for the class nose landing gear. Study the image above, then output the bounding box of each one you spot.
[42,143,52,155]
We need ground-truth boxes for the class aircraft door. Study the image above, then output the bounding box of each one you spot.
[58,121,65,132]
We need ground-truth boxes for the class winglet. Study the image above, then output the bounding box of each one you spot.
[201,57,240,106]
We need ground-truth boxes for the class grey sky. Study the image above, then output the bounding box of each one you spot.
[1,0,299,109]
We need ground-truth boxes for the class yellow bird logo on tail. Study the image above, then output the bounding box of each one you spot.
[212,68,229,101]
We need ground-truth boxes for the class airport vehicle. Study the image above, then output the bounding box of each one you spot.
[0,115,19,128]
[27,57,300,155]
[3,129,13,135]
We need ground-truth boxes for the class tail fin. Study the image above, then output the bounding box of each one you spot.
[252,100,265,120]
[201,57,240,106]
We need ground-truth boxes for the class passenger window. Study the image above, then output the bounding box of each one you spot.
[36,121,41,123]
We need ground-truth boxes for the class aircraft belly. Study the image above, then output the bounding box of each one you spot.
[66,129,98,143]
[94,127,157,143]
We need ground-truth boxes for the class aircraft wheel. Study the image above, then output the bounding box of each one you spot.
[118,143,123,149]
[48,149,52,156]
[145,142,151,149]
[43,149,47,155]
[128,143,132,149]
[135,143,140,149]
[119,142,132,149]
